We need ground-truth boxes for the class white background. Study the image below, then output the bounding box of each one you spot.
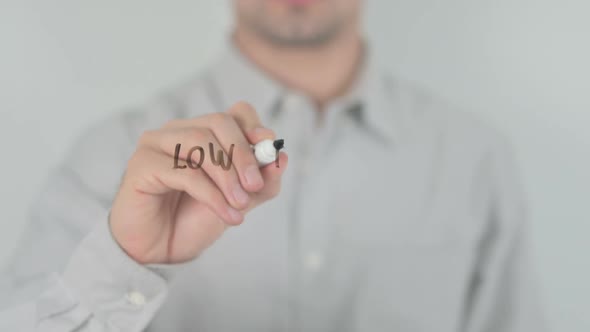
[1,0,589,330]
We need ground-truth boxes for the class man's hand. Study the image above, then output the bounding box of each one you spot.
[109,102,288,264]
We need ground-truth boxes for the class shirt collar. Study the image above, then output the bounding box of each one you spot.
[205,39,284,126]
[205,37,399,144]
[326,43,399,144]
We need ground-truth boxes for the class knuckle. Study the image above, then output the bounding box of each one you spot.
[208,112,231,127]
[126,148,146,170]
[161,119,181,129]
[230,101,257,117]
[138,130,156,146]
[183,127,209,144]
[233,100,255,111]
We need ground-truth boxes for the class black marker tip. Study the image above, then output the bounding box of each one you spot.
[273,139,285,151]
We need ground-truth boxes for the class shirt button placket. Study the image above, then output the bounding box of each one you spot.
[303,251,324,272]
[281,92,317,332]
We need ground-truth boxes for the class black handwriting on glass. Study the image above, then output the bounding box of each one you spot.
[173,143,234,171]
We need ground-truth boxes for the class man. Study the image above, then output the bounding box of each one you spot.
[0,0,546,331]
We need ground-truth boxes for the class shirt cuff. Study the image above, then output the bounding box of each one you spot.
[60,213,176,330]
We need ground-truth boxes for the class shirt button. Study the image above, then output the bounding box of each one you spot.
[304,251,323,272]
[125,291,146,307]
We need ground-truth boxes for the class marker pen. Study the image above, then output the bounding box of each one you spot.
[253,139,285,167]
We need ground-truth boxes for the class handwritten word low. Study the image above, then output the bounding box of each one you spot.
[173,143,234,170]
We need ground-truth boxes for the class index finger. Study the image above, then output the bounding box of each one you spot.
[226,101,275,143]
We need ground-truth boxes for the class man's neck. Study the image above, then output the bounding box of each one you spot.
[233,25,364,110]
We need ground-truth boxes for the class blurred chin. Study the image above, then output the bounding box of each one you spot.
[242,0,344,47]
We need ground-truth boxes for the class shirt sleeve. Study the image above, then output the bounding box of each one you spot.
[1,214,174,332]
[463,136,549,332]
[0,109,183,331]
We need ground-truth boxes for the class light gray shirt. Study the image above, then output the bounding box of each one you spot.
[0,40,546,331]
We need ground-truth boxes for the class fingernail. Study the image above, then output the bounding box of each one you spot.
[252,127,268,135]
[244,165,263,188]
[252,127,275,139]
[232,185,249,205]
[227,207,243,223]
